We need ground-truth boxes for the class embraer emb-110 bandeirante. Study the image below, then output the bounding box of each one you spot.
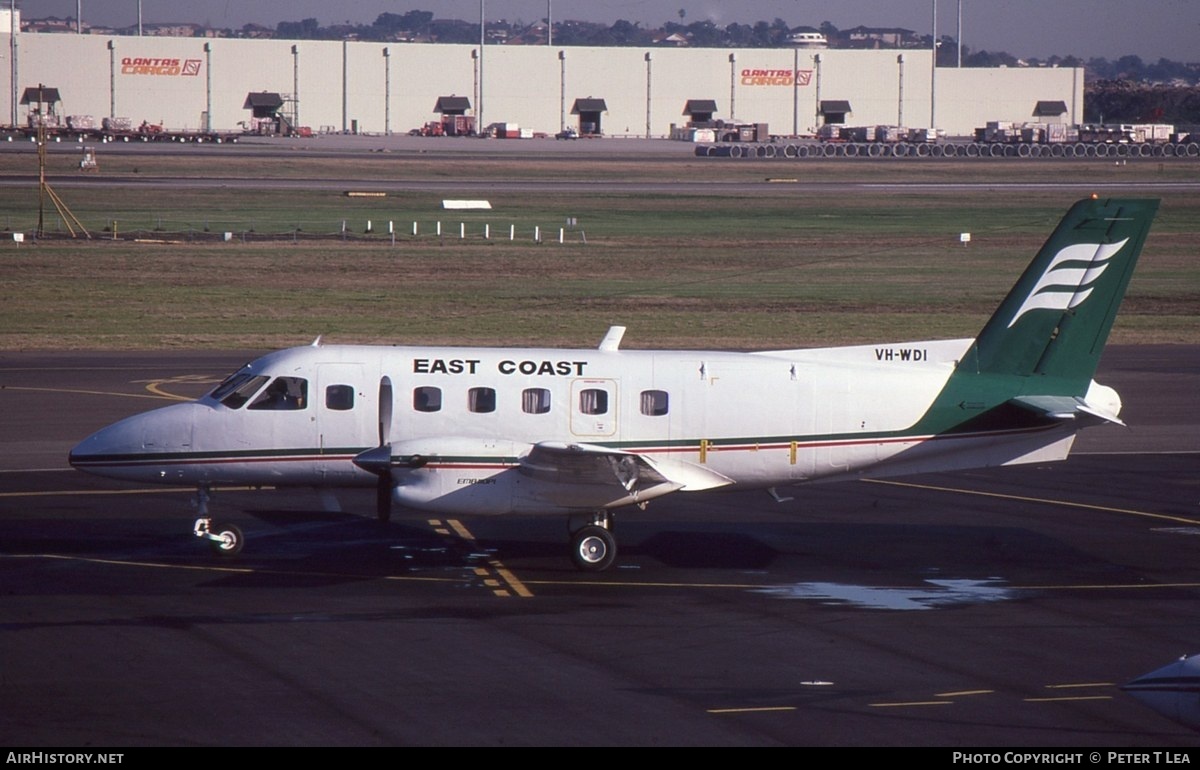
[70,198,1159,571]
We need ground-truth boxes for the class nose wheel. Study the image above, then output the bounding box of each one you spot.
[196,518,245,556]
[191,484,246,557]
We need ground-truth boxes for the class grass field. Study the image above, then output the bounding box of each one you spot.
[1,143,1196,350]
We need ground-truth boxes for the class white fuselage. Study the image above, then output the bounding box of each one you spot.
[70,338,1085,516]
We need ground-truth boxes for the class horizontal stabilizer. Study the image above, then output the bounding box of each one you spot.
[1010,395,1126,427]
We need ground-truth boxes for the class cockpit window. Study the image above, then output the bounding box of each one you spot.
[215,374,269,409]
[210,370,253,401]
[248,376,308,410]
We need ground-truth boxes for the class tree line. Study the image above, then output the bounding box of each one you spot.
[269,12,1197,85]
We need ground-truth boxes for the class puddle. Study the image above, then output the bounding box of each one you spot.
[754,578,1019,610]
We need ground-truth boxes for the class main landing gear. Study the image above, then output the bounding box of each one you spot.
[191,484,244,556]
[570,511,617,572]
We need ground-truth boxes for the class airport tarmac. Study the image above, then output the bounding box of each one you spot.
[5,134,1200,197]
[1,347,1198,746]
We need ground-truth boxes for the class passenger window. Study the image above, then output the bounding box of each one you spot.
[326,384,355,411]
[248,376,308,410]
[217,374,269,410]
[640,390,669,416]
[579,388,608,415]
[413,386,442,413]
[469,387,496,413]
[522,388,551,414]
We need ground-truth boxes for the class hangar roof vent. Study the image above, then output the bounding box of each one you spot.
[1033,100,1068,117]
[434,95,472,114]
[819,100,853,115]
[683,99,718,116]
[20,86,61,106]
[243,91,283,109]
[571,98,608,114]
[243,92,285,121]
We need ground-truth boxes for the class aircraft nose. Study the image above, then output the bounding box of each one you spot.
[69,402,201,480]
[69,413,152,472]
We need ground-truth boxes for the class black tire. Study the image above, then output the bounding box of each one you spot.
[571,525,617,572]
[209,522,244,556]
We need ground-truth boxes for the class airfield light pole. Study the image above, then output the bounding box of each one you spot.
[957,0,963,67]
[728,53,735,122]
[137,0,141,36]
[558,50,565,131]
[478,0,484,130]
[291,45,300,132]
[930,0,937,130]
[547,0,552,46]
[10,0,18,128]
[382,47,390,136]
[792,48,799,136]
[76,0,81,33]
[644,52,651,139]
[203,42,211,133]
[36,88,44,237]
[813,53,821,132]
[107,40,115,120]
[897,54,905,127]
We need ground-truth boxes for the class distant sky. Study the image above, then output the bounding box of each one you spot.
[21,1,1200,61]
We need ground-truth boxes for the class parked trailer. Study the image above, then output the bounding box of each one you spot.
[696,119,1197,161]
[1,122,240,144]
[697,137,1200,160]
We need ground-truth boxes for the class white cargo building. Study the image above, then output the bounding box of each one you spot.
[0,30,1082,138]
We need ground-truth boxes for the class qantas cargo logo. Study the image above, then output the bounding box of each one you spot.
[740,69,813,86]
[121,57,203,76]
[1007,238,1129,327]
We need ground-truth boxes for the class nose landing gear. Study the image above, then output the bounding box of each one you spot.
[191,484,245,556]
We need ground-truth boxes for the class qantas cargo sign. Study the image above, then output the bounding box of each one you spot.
[121,57,203,76]
[741,69,813,86]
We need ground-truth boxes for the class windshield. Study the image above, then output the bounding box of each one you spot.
[210,372,269,409]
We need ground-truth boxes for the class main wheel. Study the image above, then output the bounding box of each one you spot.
[571,525,617,572]
[208,522,244,556]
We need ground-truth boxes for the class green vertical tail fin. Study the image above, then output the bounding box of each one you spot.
[959,197,1159,394]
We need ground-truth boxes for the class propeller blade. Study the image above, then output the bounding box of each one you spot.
[377,376,395,523]
[378,376,393,447]
[376,475,392,523]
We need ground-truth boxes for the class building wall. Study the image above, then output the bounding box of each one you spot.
[0,32,1081,138]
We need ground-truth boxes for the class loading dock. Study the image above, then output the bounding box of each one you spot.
[571,97,607,136]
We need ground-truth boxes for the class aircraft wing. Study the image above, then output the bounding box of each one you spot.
[520,442,734,506]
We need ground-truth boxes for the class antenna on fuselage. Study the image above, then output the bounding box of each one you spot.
[310,335,323,347]
[598,326,626,351]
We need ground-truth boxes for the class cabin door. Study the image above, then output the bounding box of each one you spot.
[314,363,368,479]
[570,378,619,438]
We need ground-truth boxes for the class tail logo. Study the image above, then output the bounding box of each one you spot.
[1007,238,1129,328]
